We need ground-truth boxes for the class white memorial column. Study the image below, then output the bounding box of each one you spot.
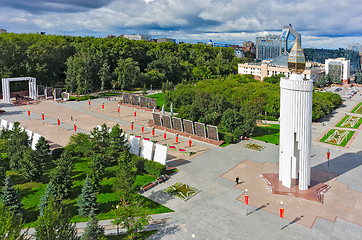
[279,73,313,190]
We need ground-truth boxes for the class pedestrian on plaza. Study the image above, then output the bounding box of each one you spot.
[236,176,239,185]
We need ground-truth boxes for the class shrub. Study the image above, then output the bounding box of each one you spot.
[223,133,234,144]
[52,148,64,160]
[144,160,166,176]
[133,174,156,189]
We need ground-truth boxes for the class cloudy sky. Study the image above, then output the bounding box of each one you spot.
[1,0,361,49]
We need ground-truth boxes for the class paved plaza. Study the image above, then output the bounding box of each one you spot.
[0,92,361,240]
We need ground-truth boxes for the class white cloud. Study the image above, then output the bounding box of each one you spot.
[0,0,361,48]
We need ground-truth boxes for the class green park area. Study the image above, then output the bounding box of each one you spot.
[351,102,362,114]
[0,123,173,239]
[335,115,362,129]
[320,129,355,147]
[251,124,280,145]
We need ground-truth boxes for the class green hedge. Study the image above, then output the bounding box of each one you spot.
[144,160,166,176]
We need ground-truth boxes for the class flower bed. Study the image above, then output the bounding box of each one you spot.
[244,143,265,151]
[351,102,362,114]
[335,115,362,129]
[163,182,200,201]
[320,129,355,147]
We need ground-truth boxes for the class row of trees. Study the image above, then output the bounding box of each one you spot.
[0,33,239,94]
[164,74,342,140]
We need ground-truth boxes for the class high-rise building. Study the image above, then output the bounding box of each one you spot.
[256,25,301,60]
[256,35,281,60]
[304,48,360,74]
[325,58,350,83]
[281,25,301,54]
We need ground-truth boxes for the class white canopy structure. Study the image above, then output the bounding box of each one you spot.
[1,77,37,103]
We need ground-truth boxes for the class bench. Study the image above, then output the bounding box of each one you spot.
[140,182,157,192]
[157,174,170,183]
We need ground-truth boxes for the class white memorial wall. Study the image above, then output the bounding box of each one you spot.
[153,144,167,165]
[128,135,140,156]
[140,140,154,160]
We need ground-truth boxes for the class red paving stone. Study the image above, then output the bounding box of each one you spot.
[221,160,362,228]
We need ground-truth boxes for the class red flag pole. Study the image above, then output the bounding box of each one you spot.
[42,112,44,125]
[176,133,179,143]
[280,201,284,230]
[74,122,77,132]
[28,110,30,120]
[57,117,60,131]
[244,189,249,216]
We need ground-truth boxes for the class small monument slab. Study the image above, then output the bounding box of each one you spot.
[162,115,172,129]
[152,113,162,127]
[194,122,206,138]
[207,125,219,141]
[172,117,183,132]
[183,119,194,135]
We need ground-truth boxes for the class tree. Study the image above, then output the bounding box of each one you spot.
[50,151,73,199]
[0,177,23,218]
[98,61,112,91]
[35,197,78,240]
[19,148,44,181]
[89,154,106,191]
[355,71,362,84]
[0,164,5,187]
[35,136,50,159]
[0,203,28,240]
[115,58,141,89]
[108,124,127,161]
[38,183,56,216]
[221,108,244,133]
[114,151,137,202]
[81,210,105,240]
[112,199,151,240]
[77,175,98,217]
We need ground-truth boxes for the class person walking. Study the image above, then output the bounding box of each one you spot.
[236,176,239,185]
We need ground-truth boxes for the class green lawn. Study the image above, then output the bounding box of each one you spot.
[147,93,165,109]
[351,102,362,114]
[335,115,362,129]
[7,156,173,228]
[106,230,157,240]
[319,129,355,147]
[251,124,280,145]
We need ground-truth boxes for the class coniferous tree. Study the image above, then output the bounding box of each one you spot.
[81,210,105,240]
[35,136,50,159]
[38,183,56,216]
[50,151,73,199]
[0,203,28,240]
[89,154,105,191]
[77,175,98,217]
[0,177,23,218]
[35,197,78,240]
[19,148,43,181]
[0,165,5,186]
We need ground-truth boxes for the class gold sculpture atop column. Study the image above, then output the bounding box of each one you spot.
[287,37,306,74]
